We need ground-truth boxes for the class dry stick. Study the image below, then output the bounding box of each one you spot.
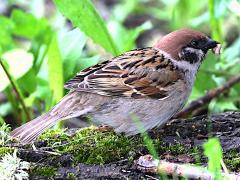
[174,75,240,118]
[0,59,31,122]
[136,155,240,179]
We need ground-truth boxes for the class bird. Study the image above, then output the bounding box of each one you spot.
[11,29,221,144]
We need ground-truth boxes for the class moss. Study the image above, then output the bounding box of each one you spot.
[0,147,15,157]
[38,127,206,166]
[39,128,71,152]
[72,127,139,164]
[30,166,57,178]
[155,139,190,155]
[39,126,140,165]
[67,172,76,179]
[224,150,240,171]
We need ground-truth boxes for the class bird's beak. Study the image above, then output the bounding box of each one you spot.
[204,38,221,55]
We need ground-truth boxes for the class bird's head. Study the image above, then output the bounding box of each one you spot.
[154,29,221,64]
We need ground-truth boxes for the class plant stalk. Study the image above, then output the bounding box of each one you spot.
[0,59,31,122]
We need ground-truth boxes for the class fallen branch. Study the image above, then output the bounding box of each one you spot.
[174,75,240,118]
[136,155,240,180]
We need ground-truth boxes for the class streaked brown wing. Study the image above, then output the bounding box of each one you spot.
[64,47,181,99]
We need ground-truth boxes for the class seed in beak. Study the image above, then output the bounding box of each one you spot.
[212,44,221,55]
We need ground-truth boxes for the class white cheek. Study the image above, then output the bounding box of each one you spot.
[154,48,202,72]
[154,48,202,86]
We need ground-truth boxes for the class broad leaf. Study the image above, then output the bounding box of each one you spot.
[10,9,39,39]
[0,49,33,92]
[54,0,119,55]
[0,16,15,53]
[76,55,100,72]
[108,21,152,53]
[58,28,87,81]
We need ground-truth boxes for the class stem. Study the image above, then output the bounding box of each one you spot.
[0,59,31,122]
[175,75,240,118]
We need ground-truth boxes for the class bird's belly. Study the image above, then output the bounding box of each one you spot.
[90,87,190,135]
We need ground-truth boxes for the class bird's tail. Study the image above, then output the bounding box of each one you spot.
[10,113,62,144]
[10,91,95,144]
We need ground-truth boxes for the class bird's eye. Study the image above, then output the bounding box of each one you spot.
[190,40,198,47]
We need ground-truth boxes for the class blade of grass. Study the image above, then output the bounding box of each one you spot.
[53,0,119,55]
[47,34,64,103]
[130,114,169,179]
[47,34,64,129]
[130,114,158,159]
[203,138,223,179]
[48,34,64,128]
[0,116,5,125]
[0,58,30,123]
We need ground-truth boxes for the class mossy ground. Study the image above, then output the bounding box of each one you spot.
[4,125,238,178]
[38,126,142,165]
[0,147,15,157]
[224,150,240,171]
[30,165,57,178]
[37,127,240,172]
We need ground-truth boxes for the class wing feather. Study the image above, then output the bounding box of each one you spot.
[64,47,182,99]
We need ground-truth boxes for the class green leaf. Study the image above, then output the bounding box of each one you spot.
[76,55,100,72]
[0,16,15,53]
[0,16,14,33]
[172,0,205,29]
[0,116,5,125]
[208,0,223,42]
[47,34,64,102]
[125,21,152,50]
[0,49,34,92]
[10,9,51,41]
[209,99,238,113]
[17,69,37,94]
[58,28,87,81]
[112,0,138,23]
[0,102,11,117]
[190,54,217,101]
[53,0,119,55]
[203,138,222,179]
[223,37,240,63]
[10,9,39,39]
[108,21,152,53]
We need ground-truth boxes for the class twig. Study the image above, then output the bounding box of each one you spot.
[0,59,31,122]
[136,155,240,179]
[221,159,230,176]
[174,75,240,118]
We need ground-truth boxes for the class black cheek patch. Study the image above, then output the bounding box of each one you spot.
[181,48,199,64]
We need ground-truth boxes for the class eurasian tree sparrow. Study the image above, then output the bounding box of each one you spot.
[11,29,221,143]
